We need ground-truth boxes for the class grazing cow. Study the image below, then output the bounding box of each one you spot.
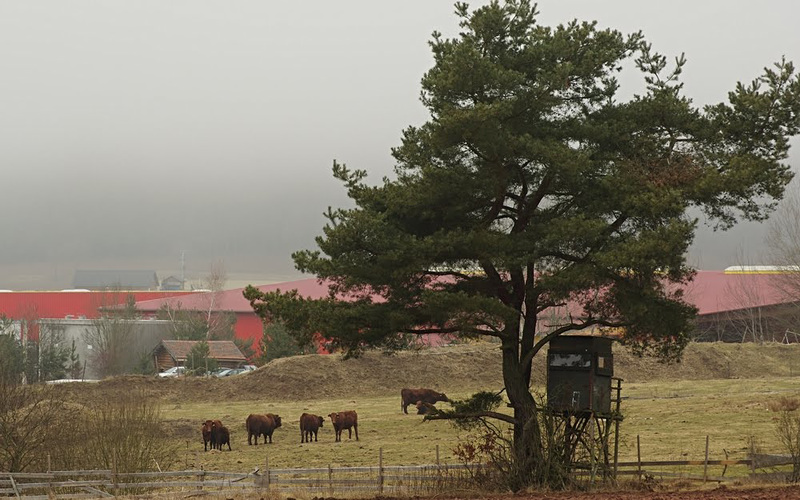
[401,388,449,414]
[201,420,214,451]
[211,421,231,451]
[246,413,282,445]
[328,410,358,442]
[299,413,325,443]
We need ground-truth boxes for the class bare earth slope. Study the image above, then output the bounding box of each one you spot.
[67,341,800,404]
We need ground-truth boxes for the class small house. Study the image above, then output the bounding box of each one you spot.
[152,340,247,373]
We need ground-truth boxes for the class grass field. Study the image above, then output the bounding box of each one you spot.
[61,342,800,477]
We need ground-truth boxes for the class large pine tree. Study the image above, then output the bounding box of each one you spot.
[246,0,800,489]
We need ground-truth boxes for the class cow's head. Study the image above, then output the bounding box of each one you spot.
[437,392,449,402]
[201,420,213,434]
[328,412,338,423]
[317,416,324,427]
[274,415,282,427]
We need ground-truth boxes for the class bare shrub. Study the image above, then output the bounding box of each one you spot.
[774,408,800,482]
[767,395,800,413]
[0,379,83,472]
[82,390,179,473]
[444,392,572,492]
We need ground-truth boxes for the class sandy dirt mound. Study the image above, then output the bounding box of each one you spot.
[59,341,800,404]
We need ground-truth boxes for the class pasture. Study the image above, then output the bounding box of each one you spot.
[59,342,800,477]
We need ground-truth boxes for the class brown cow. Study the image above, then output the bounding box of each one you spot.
[416,401,438,415]
[202,419,224,450]
[246,413,282,445]
[401,388,449,414]
[299,413,325,443]
[328,410,358,442]
[201,420,214,451]
[211,421,231,451]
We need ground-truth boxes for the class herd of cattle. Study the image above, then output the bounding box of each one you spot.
[200,388,449,450]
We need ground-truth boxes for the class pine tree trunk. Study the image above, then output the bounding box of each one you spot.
[502,340,569,490]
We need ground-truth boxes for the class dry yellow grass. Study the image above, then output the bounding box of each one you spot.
[55,341,800,475]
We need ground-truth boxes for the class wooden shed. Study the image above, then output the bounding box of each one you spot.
[546,336,614,415]
[153,340,247,373]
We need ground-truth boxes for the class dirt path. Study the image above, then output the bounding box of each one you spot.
[428,485,800,500]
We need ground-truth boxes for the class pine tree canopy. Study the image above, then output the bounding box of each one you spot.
[245,0,800,365]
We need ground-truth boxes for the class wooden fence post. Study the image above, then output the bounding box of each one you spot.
[436,444,440,467]
[265,455,270,491]
[378,447,384,495]
[112,455,119,497]
[198,466,205,491]
[328,464,333,496]
[47,453,52,498]
[703,435,710,482]
[636,435,642,481]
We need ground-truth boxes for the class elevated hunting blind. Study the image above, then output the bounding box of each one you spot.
[546,335,614,415]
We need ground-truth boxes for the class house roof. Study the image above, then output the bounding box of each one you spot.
[157,340,246,361]
[73,270,159,290]
[131,272,795,319]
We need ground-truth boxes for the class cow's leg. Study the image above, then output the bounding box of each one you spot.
[354,423,359,441]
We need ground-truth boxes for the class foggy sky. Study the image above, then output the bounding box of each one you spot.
[1,1,798,290]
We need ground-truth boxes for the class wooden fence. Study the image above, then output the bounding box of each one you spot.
[1,446,794,499]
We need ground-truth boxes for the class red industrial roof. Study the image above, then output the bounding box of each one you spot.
[682,271,789,315]
[129,271,794,318]
[133,278,330,313]
[0,290,194,320]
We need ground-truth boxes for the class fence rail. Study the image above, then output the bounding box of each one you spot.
[2,451,794,499]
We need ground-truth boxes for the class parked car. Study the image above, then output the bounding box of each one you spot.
[158,366,186,378]
[212,365,257,377]
[212,368,236,378]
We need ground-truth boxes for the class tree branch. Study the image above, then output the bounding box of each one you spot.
[424,410,517,425]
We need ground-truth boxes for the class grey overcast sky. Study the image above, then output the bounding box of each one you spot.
[1,1,798,290]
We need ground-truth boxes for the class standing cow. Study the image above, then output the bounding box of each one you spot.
[328,411,358,442]
[211,421,231,451]
[401,388,449,414]
[201,420,214,451]
[246,413,282,445]
[299,413,325,443]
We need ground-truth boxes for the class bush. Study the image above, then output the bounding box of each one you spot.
[769,396,800,482]
[0,379,83,472]
[82,390,179,473]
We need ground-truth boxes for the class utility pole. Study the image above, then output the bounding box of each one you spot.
[181,251,186,290]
